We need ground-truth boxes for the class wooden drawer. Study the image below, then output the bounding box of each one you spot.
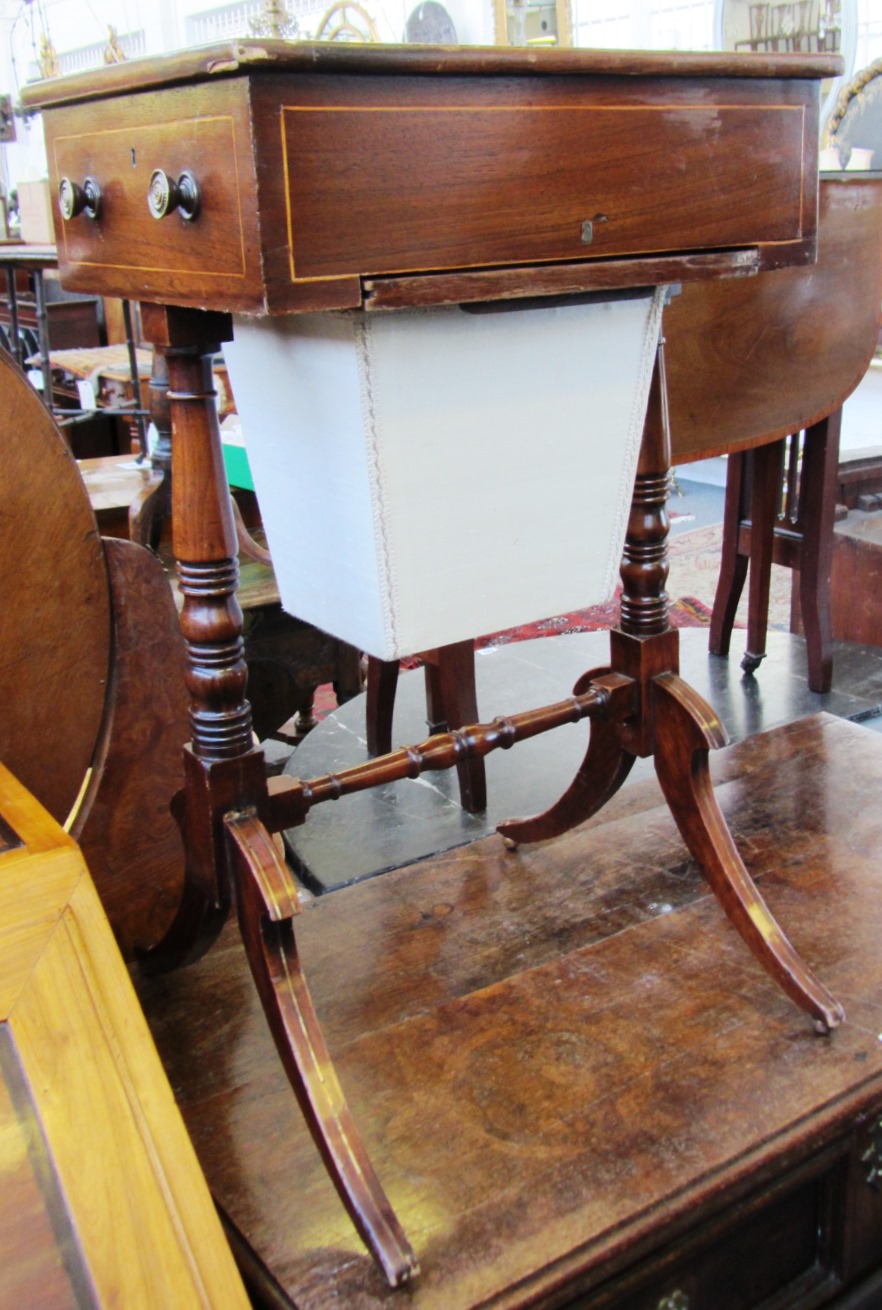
[47,80,264,312]
[585,1161,836,1310]
[35,46,827,314]
[575,1124,882,1310]
[258,73,814,285]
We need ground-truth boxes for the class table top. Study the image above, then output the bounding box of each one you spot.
[0,243,57,269]
[667,173,882,461]
[137,710,882,1308]
[22,40,844,105]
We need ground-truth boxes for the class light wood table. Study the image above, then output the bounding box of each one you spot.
[0,760,249,1308]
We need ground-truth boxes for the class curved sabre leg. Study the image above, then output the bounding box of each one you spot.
[224,812,419,1288]
[498,667,636,848]
[653,672,843,1034]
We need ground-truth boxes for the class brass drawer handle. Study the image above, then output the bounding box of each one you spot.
[147,168,201,222]
[658,1294,689,1310]
[58,175,101,221]
[862,1115,882,1190]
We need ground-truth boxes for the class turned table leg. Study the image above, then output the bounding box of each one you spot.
[139,306,418,1286]
[499,338,842,1032]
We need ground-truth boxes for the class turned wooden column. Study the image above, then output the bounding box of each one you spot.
[169,349,252,761]
[611,339,680,757]
[141,305,253,763]
[620,338,672,640]
[138,307,268,969]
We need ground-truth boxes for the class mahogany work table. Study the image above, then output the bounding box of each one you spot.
[23,40,846,1288]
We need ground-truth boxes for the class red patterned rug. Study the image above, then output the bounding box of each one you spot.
[309,593,712,723]
[473,590,711,651]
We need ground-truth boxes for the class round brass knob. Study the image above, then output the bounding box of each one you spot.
[58,175,101,221]
[147,168,201,222]
[657,1293,690,1310]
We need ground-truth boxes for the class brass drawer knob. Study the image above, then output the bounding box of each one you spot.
[658,1294,689,1310]
[58,175,101,221]
[147,168,201,222]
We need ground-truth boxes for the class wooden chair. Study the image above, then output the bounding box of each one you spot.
[366,641,486,812]
[707,412,841,692]
[0,346,188,959]
[664,173,882,696]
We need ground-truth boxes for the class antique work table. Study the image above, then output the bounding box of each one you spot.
[23,41,843,1287]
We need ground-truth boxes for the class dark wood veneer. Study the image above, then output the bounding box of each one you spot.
[26,42,835,314]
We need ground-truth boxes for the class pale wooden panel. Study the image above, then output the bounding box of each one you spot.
[0,847,84,1020]
[0,761,74,855]
[9,868,248,1309]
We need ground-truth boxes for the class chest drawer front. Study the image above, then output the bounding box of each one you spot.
[45,83,263,310]
[277,76,814,282]
[581,1153,840,1310]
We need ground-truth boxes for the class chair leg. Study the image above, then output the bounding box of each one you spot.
[366,644,486,811]
[796,411,840,694]
[710,451,749,657]
[365,656,400,757]
[224,812,418,1287]
[425,641,486,813]
[741,440,785,674]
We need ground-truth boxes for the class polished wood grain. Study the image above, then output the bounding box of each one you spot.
[496,345,840,1031]
[47,79,263,313]
[0,349,110,824]
[667,175,882,463]
[0,762,249,1308]
[269,671,632,830]
[22,40,842,106]
[668,174,882,696]
[24,41,839,314]
[652,673,841,1031]
[0,352,188,959]
[136,713,882,1309]
[225,810,419,1287]
[72,537,186,957]
[265,73,811,282]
